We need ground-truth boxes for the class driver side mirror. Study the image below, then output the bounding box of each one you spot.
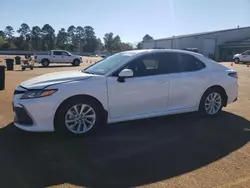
[117,69,133,82]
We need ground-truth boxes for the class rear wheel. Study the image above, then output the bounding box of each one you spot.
[41,59,50,67]
[199,88,224,117]
[54,97,103,135]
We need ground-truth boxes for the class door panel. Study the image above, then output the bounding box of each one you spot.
[240,51,250,62]
[62,52,72,63]
[107,75,169,119]
[241,55,248,62]
[168,53,208,110]
[168,71,208,110]
[52,51,63,63]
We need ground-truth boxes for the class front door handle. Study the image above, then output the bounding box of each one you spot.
[156,80,166,83]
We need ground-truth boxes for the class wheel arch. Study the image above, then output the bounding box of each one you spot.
[200,85,228,107]
[53,94,108,128]
[73,58,80,62]
[41,58,50,63]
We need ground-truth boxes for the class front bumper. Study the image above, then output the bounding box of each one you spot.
[13,87,57,132]
[14,106,34,125]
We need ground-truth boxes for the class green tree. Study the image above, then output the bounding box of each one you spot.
[67,25,76,50]
[42,24,55,50]
[17,23,31,50]
[76,26,84,51]
[0,30,5,38]
[113,35,122,51]
[82,26,98,53]
[103,32,124,52]
[103,32,114,52]
[17,23,30,39]
[136,42,142,49]
[4,26,14,39]
[56,28,68,50]
[96,38,104,51]
[0,36,6,49]
[31,26,42,50]
[120,42,133,51]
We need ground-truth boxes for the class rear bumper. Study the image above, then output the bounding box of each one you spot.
[225,82,238,105]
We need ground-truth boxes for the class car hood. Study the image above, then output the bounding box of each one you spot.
[233,53,241,57]
[20,70,92,89]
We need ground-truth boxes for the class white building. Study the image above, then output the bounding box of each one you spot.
[142,26,250,61]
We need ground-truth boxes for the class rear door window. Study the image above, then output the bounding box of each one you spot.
[156,52,181,74]
[175,53,205,72]
[53,51,62,55]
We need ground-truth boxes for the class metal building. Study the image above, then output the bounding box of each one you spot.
[142,26,250,61]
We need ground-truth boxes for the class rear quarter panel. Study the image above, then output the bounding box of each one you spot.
[36,55,51,63]
[198,58,238,104]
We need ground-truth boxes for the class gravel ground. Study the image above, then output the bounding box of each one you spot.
[0,62,249,188]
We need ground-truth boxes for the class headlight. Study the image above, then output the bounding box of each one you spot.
[20,89,58,99]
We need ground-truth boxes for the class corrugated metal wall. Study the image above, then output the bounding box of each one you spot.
[142,27,250,59]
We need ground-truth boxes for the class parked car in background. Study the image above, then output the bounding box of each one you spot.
[233,50,250,64]
[34,50,82,67]
[13,49,238,136]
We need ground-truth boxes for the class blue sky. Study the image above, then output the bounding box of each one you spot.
[1,0,250,44]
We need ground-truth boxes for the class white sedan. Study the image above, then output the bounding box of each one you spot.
[13,49,238,135]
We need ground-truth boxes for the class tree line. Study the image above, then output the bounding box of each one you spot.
[0,23,154,53]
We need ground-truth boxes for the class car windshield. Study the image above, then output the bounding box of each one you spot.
[83,52,133,75]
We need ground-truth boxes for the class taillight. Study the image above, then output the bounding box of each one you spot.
[228,72,238,78]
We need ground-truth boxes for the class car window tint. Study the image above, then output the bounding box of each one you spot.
[62,51,69,56]
[156,52,181,74]
[123,53,182,77]
[175,53,205,72]
[124,54,158,77]
[54,51,62,55]
[142,58,158,69]
[242,51,250,55]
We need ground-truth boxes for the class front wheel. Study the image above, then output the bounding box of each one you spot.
[234,58,240,64]
[72,59,80,66]
[199,89,223,117]
[54,97,103,135]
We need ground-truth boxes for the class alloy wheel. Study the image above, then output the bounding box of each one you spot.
[204,92,222,115]
[65,104,96,134]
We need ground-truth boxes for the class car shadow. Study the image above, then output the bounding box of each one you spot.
[0,111,249,188]
[34,65,77,68]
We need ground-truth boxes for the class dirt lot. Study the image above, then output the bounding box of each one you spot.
[0,60,250,188]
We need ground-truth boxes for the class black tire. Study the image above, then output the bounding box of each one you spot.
[199,88,224,117]
[54,96,104,136]
[22,67,25,71]
[72,59,80,66]
[41,59,50,67]
[234,58,240,64]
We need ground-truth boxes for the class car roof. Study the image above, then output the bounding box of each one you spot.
[121,49,203,57]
